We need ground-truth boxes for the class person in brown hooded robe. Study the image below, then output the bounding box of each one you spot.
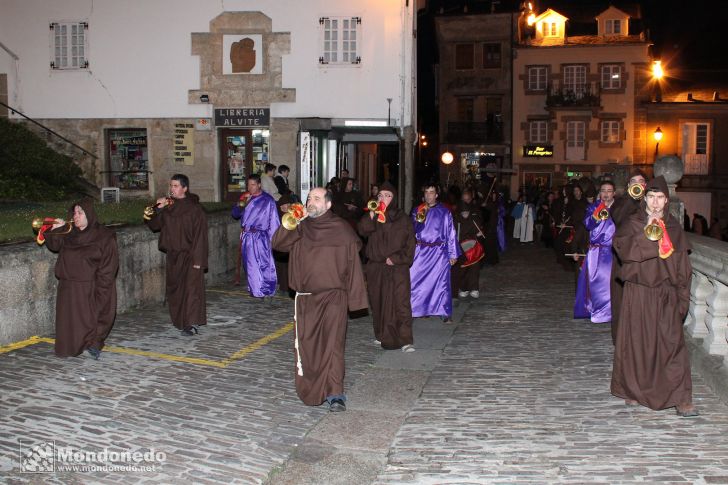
[333,177,364,230]
[145,174,208,335]
[609,169,647,345]
[44,199,118,359]
[357,181,416,351]
[611,176,697,417]
[272,187,368,412]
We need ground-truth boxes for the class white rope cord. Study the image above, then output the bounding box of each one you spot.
[294,291,312,376]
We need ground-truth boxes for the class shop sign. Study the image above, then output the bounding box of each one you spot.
[214,108,270,127]
[523,145,553,157]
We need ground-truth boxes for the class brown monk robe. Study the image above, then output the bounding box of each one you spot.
[357,182,416,350]
[145,177,208,332]
[272,188,368,407]
[44,199,118,357]
[609,169,647,345]
[611,176,695,415]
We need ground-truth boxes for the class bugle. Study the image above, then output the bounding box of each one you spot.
[143,197,174,221]
[415,206,427,223]
[644,219,664,241]
[282,203,305,230]
[32,217,72,234]
[366,200,378,211]
[597,208,610,221]
[627,183,645,200]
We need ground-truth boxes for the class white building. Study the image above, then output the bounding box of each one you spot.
[0,0,416,204]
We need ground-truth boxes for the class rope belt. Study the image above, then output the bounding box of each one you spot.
[294,291,312,376]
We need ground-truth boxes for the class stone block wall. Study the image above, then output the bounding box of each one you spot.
[0,213,239,346]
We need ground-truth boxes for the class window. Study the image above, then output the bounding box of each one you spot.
[566,121,586,160]
[483,43,501,68]
[529,121,548,143]
[543,22,558,37]
[320,17,361,64]
[107,129,149,190]
[601,120,620,143]
[564,65,587,96]
[601,65,621,90]
[605,19,621,34]
[456,97,474,122]
[682,122,711,174]
[528,66,547,91]
[50,22,88,69]
[455,43,474,70]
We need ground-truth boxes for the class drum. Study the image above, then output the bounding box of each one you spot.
[460,238,484,267]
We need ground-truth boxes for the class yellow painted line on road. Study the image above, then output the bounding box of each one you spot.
[0,323,294,369]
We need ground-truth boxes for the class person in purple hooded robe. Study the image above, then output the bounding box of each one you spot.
[410,183,461,323]
[574,180,616,323]
[232,174,280,298]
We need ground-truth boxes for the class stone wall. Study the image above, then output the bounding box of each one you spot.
[0,213,239,346]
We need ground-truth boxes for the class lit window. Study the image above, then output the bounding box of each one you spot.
[601,65,621,90]
[564,65,587,96]
[50,22,88,69]
[529,121,548,143]
[107,129,149,190]
[682,122,711,174]
[528,66,547,91]
[543,22,558,37]
[320,17,361,65]
[600,121,620,143]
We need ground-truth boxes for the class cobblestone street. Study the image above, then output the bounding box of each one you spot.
[1,243,728,484]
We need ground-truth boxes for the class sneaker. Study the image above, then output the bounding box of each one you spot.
[86,348,101,360]
[401,344,415,353]
[329,398,346,412]
[181,325,199,336]
[458,290,469,298]
[470,290,480,299]
[373,339,381,346]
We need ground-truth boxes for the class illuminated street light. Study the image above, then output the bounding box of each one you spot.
[653,126,663,161]
[441,151,454,165]
[652,60,664,80]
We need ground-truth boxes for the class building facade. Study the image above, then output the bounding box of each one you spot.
[511,4,651,196]
[434,11,516,190]
[0,0,415,204]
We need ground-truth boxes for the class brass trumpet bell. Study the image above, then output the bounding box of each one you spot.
[31,217,72,234]
[415,209,427,223]
[143,205,156,221]
[644,222,664,241]
[597,208,610,221]
[627,183,645,200]
[281,212,300,231]
[367,200,379,211]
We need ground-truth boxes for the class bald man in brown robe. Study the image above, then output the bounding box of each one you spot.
[357,182,416,351]
[45,199,118,359]
[145,174,208,336]
[272,187,368,412]
[611,176,697,417]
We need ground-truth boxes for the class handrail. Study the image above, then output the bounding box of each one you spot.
[0,101,98,159]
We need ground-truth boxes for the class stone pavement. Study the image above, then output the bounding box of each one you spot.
[1,243,728,484]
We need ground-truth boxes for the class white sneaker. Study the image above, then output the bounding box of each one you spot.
[401,344,416,353]
[470,290,480,299]
[373,339,381,346]
[458,290,469,298]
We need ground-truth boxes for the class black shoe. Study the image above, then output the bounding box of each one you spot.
[329,398,346,412]
[181,325,199,336]
[86,348,101,360]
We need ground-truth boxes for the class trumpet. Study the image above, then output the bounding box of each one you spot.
[282,203,305,231]
[32,217,73,234]
[143,197,174,221]
[366,200,378,211]
[597,208,610,221]
[238,191,252,208]
[627,183,645,200]
[415,206,428,223]
[644,219,664,241]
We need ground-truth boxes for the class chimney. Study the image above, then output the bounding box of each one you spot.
[713,91,720,101]
[687,93,694,102]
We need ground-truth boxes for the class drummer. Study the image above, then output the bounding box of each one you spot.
[452,191,485,299]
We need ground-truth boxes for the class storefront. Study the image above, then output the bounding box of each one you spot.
[105,128,149,190]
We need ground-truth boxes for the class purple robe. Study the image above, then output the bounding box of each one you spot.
[497,200,506,252]
[409,203,461,318]
[574,201,614,323]
[232,192,280,297]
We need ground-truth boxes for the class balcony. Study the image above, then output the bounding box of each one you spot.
[446,121,504,144]
[546,84,600,109]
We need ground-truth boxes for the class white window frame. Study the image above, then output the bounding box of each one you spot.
[319,16,361,66]
[564,65,587,97]
[682,122,711,174]
[50,21,88,70]
[601,64,621,90]
[600,120,620,143]
[529,121,548,143]
[543,22,558,37]
[528,66,547,91]
[605,19,622,34]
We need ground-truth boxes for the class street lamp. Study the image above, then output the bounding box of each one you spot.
[652,60,664,80]
[653,126,663,161]
[441,151,454,164]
